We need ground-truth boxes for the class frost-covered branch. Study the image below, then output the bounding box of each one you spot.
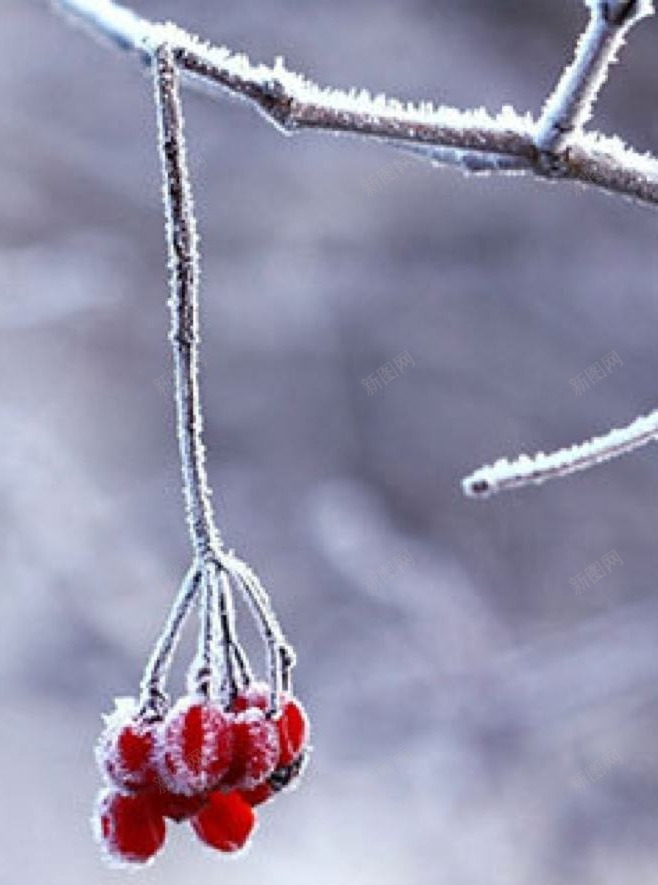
[536,0,654,152]
[56,0,151,61]
[462,410,658,497]
[53,0,658,206]
[55,0,658,502]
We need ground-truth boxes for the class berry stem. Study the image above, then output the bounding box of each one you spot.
[216,567,241,705]
[189,568,219,699]
[221,551,296,711]
[153,39,221,562]
[138,565,201,719]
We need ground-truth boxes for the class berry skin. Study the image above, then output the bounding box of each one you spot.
[159,697,234,796]
[222,709,279,790]
[191,791,256,853]
[276,696,310,767]
[95,790,166,866]
[96,700,158,792]
[239,782,274,807]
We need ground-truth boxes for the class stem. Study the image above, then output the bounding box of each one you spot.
[216,567,241,705]
[188,567,224,699]
[221,551,296,709]
[138,566,200,718]
[153,40,221,561]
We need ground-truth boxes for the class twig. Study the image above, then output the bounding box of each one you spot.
[462,409,658,497]
[138,566,200,719]
[536,0,654,152]
[189,567,218,699]
[221,549,296,708]
[53,0,658,206]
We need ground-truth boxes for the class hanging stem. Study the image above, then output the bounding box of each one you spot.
[153,39,221,562]
[138,565,201,719]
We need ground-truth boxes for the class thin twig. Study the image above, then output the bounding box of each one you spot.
[189,568,218,698]
[138,566,200,718]
[53,0,658,206]
[221,549,296,708]
[462,409,658,498]
[153,41,221,561]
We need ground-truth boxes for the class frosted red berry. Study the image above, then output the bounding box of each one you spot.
[96,702,158,792]
[191,791,256,853]
[159,697,234,795]
[95,790,166,866]
[276,696,309,767]
[222,708,279,790]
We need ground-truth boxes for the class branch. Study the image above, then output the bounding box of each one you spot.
[462,409,658,497]
[53,0,658,207]
[54,0,658,501]
[536,0,654,152]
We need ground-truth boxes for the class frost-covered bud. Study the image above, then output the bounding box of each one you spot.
[158,696,234,795]
[96,697,159,792]
[221,708,279,791]
[93,789,166,867]
[191,791,256,853]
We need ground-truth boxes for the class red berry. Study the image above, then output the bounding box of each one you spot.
[239,782,274,807]
[94,790,166,866]
[191,791,256,853]
[222,709,279,790]
[159,697,234,795]
[276,696,309,767]
[96,702,158,792]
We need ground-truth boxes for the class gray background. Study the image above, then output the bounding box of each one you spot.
[1,1,657,883]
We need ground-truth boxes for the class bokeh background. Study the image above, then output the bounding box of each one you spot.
[1,1,658,883]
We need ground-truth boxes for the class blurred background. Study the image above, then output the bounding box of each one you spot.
[1,1,658,883]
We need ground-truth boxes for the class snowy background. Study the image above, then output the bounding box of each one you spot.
[1,1,658,883]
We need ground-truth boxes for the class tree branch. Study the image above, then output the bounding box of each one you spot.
[53,0,658,206]
[462,409,658,497]
[536,0,654,152]
[54,0,658,503]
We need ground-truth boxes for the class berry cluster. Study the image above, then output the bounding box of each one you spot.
[92,555,309,866]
